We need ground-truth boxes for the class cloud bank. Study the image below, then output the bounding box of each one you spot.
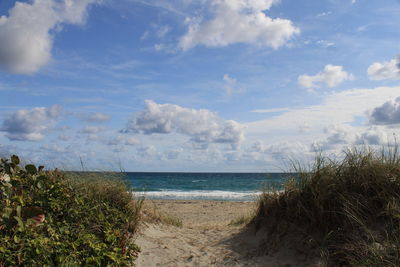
[179,0,299,50]
[0,105,62,141]
[0,0,98,74]
[124,100,245,148]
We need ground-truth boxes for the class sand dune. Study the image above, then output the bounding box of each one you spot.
[135,200,320,267]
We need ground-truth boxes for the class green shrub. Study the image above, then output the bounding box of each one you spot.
[253,147,400,266]
[0,155,142,266]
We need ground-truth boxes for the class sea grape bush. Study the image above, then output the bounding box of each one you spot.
[0,155,141,266]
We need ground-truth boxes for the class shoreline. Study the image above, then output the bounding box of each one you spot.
[134,191,262,202]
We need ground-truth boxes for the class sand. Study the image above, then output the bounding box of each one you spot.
[135,200,320,267]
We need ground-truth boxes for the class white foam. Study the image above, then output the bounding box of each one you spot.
[133,190,262,201]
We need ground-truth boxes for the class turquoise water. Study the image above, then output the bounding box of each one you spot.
[126,172,291,201]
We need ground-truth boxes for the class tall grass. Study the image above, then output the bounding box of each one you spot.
[253,147,400,266]
[0,156,142,266]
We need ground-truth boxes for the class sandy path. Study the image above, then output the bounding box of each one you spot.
[135,200,318,267]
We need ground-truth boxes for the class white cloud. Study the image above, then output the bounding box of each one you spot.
[0,105,62,141]
[298,64,353,90]
[223,74,244,96]
[0,0,98,74]
[124,100,245,148]
[367,56,400,81]
[369,97,400,125]
[179,0,299,50]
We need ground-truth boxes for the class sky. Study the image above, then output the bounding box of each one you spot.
[0,0,400,172]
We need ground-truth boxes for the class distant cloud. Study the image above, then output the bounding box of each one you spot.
[0,0,98,74]
[355,127,388,145]
[77,112,111,123]
[320,125,354,150]
[0,105,62,141]
[316,40,335,48]
[309,125,360,151]
[367,56,400,81]
[298,64,353,90]
[79,126,107,134]
[137,145,159,158]
[316,11,332,17]
[251,107,290,113]
[124,100,245,148]
[179,0,299,50]
[40,143,65,153]
[249,140,310,161]
[315,125,389,151]
[58,134,71,141]
[107,135,140,146]
[223,74,244,96]
[0,144,16,158]
[369,97,400,125]
[156,25,171,39]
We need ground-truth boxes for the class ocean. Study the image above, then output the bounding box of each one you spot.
[126,172,291,201]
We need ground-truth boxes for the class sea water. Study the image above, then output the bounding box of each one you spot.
[126,172,291,201]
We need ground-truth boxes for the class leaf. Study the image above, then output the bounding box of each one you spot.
[4,164,11,174]
[25,164,37,175]
[3,207,13,218]
[16,206,22,217]
[14,216,25,231]
[11,155,20,165]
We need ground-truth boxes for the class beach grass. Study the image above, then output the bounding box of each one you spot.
[229,210,256,226]
[142,200,183,227]
[253,146,400,266]
[0,155,142,266]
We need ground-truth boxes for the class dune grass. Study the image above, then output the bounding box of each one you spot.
[0,155,142,266]
[141,200,183,227]
[253,147,400,266]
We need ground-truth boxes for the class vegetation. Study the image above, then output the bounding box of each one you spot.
[229,210,256,226]
[141,200,183,227]
[0,155,142,266]
[253,147,400,266]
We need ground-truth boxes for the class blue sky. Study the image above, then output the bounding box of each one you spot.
[0,0,400,171]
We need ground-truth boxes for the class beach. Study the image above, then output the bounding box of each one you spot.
[143,200,255,227]
[135,200,319,267]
